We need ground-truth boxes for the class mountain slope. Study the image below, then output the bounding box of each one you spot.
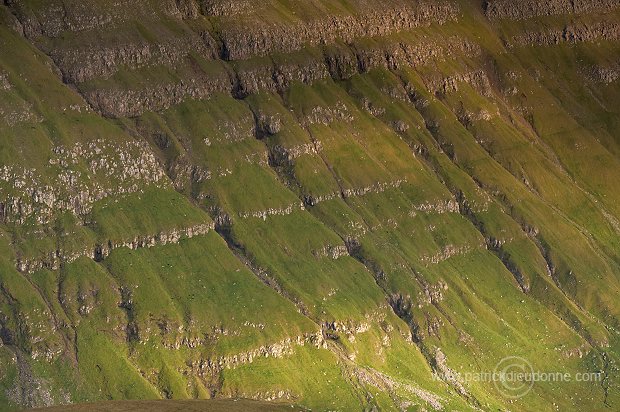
[0,1,619,410]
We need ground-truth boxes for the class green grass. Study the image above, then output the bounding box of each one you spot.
[29,399,303,412]
[1,1,620,411]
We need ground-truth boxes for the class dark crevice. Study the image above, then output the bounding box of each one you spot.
[2,3,95,108]
[229,66,245,100]
[290,73,487,408]
[0,285,19,347]
[244,99,302,192]
[118,286,139,345]
[351,70,530,295]
[457,194,530,293]
[351,259,436,393]
[387,291,482,408]
[213,215,311,318]
[392,72,609,345]
[206,372,224,399]
[344,225,482,407]
[332,69,617,401]
[50,220,80,366]
[21,269,78,367]
[489,194,609,346]
[241,85,480,407]
[451,95,619,271]
[326,341,383,410]
[533,236,586,311]
[295,122,348,203]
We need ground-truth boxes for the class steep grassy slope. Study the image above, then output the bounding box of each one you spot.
[0,0,619,411]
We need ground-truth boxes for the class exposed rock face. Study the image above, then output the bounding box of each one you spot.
[49,34,217,84]
[16,223,214,273]
[201,0,254,17]
[342,179,406,199]
[0,71,10,90]
[216,1,460,60]
[352,366,444,410]
[312,244,349,260]
[508,22,620,48]
[229,36,480,98]
[275,56,332,92]
[169,161,212,190]
[485,0,620,20]
[428,70,493,97]
[433,349,469,398]
[324,44,359,79]
[583,65,620,84]
[83,69,232,118]
[416,280,448,307]
[0,140,166,225]
[302,192,341,207]
[234,54,332,97]
[356,36,482,73]
[270,142,321,166]
[3,0,471,119]
[253,113,282,137]
[485,0,573,19]
[237,202,305,220]
[1,0,620,410]
[301,179,409,207]
[323,308,388,343]
[420,244,479,266]
[410,199,460,216]
[184,330,325,397]
[210,331,325,370]
[7,0,200,38]
[301,102,355,127]
[4,0,618,121]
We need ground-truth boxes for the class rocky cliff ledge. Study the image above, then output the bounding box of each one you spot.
[5,0,464,118]
[485,0,620,20]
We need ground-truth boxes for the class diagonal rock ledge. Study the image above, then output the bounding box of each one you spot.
[15,223,214,274]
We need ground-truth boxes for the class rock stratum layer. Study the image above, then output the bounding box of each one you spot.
[0,0,620,411]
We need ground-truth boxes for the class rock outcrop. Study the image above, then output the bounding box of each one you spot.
[7,0,200,39]
[427,70,493,97]
[582,64,620,84]
[237,202,305,220]
[509,22,620,47]
[16,223,214,273]
[83,67,233,118]
[216,1,459,60]
[49,34,217,84]
[270,142,322,166]
[342,179,406,199]
[485,0,620,20]
[312,244,349,260]
[410,199,460,216]
[3,0,473,118]
[0,140,166,225]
